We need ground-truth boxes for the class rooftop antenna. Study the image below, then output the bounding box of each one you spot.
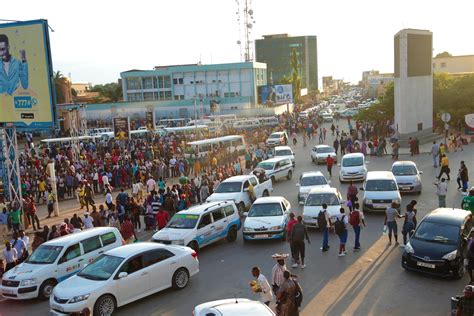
[235,0,243,61]
[236,0,255,62]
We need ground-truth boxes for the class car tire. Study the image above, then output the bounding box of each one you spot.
[262,190,269,197]
[187,241,199,252]
[94,294,116,316]
[172,268,190,290]
[287,171,292,180]
[238,203,246,217]
[38,279,57,300]
[226,226,238,242]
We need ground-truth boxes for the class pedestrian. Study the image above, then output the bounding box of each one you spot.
[335,208,349,257]
[271,253,288,294]
[437,154,450,181]
[462,188,474,215]
[9,205,22,233]
[292,131,298,146]
[105,189,114,210]
[10,232,27,263]
[251,266,274,306]
[83,183,95,212]
[120,215,136,244]
[2,242,17,272]
[318,203,332,252]
[467,230,474,284]
[26,197,40,231]
[277,270,302,316]
[0,259,4,278]
[70,213,83,230]
[430,141,439,168]
[156,208,170,230]
[457,161,469,193]
[402,204,417,245]
[290,216,310,268]
[326,155,334,177]
[47,189,56,217]
[384,202,404,245]
[82,212,94,229]
[0,207,8,243]
[349,202,366,250]
[90,206,102,227]
[435,178,448,207]
[346,181,358,212]
[286,213,298,264]
[31,231,44,252]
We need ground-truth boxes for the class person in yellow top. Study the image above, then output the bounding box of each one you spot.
[211,156,218,171]
[38,179,47,204]
[247,181,256,203]
[77,184,86,209]
[437,154,451,181]
[116,129,127,140]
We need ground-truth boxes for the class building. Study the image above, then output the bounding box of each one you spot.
[432,54,474,75]
[255,34,318,91]
[322,76,346,95]
[361,71,394,97]
[121,62,267,116]
[71,82,92,96]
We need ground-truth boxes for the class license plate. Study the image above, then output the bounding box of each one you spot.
[51,303,64,312]
[417,261,435,269]
[373,204,386,209]
[2,288,15,295]
[400,186,410,190]
[255,234,268,238]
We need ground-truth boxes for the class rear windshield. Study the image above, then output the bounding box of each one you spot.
[305,193,340,206]
[301,176,327,186]
[392,165,417,176]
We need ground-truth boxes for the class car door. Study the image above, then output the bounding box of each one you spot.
[56,243,83,282]
[80,235,103,266]
[210,208,226,241]
[249,177,261,197]
[143,249,176,291]
[115,254,150,305]
[195,213,214,247]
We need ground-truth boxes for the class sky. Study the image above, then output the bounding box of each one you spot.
[4,0,474,86]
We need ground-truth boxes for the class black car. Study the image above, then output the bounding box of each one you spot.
[402,208,472,279]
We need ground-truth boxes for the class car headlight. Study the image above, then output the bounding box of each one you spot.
[171,240,185,245]
[404,242,414,254]
[340,170,346,175]
[69,293,90,303]
[20,279,37,286]
[393,198,401,204]
[243,227,252,232]
[365,199,373,204]
[269,225,282,231]
[442,250,458,261]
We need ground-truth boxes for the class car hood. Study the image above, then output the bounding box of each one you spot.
[53,275,107,299]
[363,191,400,200]
[299,184,330,194]
[394,175,419,184]
[340,165,365,173]
[409,238,458,260]
[316,153,337,159]
[303,205,341,218]
[3,262,51,281]
[207,192,241,202]
[275,154,295,161]
[244,216,284,229]
[152,227,194,241]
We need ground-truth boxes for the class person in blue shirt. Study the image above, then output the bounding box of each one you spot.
[0,34,29,95]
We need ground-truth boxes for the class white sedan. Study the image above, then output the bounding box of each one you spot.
[49,243,199,316]
[311,145,337,164]
[194,298,275,316]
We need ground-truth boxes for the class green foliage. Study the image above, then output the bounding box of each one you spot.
[435,51,452,58]
[355,83,394,122]
[53,71,68,104]
[291,48,302,103]
[90,82,123,102]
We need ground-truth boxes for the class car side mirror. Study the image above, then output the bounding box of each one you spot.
[409,230,415,238]
[337,163,341,167]
[359,187,364,191]
[419,171,423,174]
[328,180,332,184]
[243,212,248,217]
[118,272,128,279]
[296,183,300,187]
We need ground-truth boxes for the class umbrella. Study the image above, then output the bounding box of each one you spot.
[179,176,188,185]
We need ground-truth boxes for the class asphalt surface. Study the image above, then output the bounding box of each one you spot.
[1,123,473,316]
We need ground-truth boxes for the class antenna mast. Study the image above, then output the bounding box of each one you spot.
[236,0,255,62]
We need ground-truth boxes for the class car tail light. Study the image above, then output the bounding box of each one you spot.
[191,251,198,260]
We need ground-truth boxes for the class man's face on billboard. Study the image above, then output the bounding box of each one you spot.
[0,41,9,62]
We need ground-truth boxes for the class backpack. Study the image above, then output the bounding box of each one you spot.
[317,211,327,229]
[349,211,360,226]
[334,215,346,236]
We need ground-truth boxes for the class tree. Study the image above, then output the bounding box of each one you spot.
[290,48,302,103]
[90,82,123,103]
[435,51,452,58]
[354,82,394,122]
[53,71,69,104]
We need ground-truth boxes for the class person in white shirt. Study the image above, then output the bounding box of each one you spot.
[251,267,274,306]
[3,242,18,271]
[82,212,94,229]
[19,230,29,250]
[102,173,110,192]
[105,189,114,210]
[147,176,156,193]
[271,254,288,293]
[435,178,448,207]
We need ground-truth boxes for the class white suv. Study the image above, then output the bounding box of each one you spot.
[339,153,368,182]
[361,171,401,212]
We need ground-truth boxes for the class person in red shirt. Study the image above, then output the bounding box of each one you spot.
[120,216,136,244]
[326,155,335,177]
[156,209,170,230]
[286,212,298,264]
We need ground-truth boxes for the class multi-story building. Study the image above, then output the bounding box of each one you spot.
[362,71,394,97]
[255,34,318,91]
[432,54,474,75]
[71,82,92,96]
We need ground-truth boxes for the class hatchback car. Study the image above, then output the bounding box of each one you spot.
[265,131,288,147]
[361,171,401,212]
[339,153,367,182]
[194,298,275,316]
[49,243,199,316]
[402,208,471,279]
[242,197,291,241]
[303,187,344,228]
[311,145,337,164]
[297,171,331,205]
[391,161,423,194]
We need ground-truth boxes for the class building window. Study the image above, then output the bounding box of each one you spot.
[174,95,184,100]
[165,91,172,100]
[157,76,172,89]
[143,92,154,101]
[142,77,153,90]
[441,62,446,68]
[126,78,141,90]
[127,93,143,102]
[154,92,159,100]
[153,77,158,88]
[173,78,184,85]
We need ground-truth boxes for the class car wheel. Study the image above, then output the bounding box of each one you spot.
[94,294,116,316]
[262,190,269,197]
[172,268,190,289]
[226,226,238,242]
[238,203,246,216]
[38,279,57,300]
[187,241,199,252]
[287,171,293,180]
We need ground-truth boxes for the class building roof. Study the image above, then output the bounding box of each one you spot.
[433,54,474,59]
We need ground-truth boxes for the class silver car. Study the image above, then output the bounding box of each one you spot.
[391,161,423,194]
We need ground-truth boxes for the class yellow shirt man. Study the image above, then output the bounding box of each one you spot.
[441,156,449,167]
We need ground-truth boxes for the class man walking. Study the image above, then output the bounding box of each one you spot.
[326,155,334,177]
[349,202,366,250]
[335,208,349,256]
[251,267,274,306]
[2,242,18,272]
[290,216,310,268]
[286,213,298,264]
[0,207,8,243]
[457,161,469,193]
[437,154,450,181]
[435,178,448,207]
[430,141,439,168]
[319,203,332,252]
[347,181,358,212]
[384,202,404,245]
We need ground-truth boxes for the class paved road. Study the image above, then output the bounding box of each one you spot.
[2,124,473,315]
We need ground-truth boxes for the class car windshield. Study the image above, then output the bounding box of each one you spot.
[305,193,340,206]
[269,134,281,139]
[365,180,398,191]
[257,162,274,170]
[214,182,241,193]
[77,255,124,281]
[342,157,363,167]
[301,176,327,186]
[26,245,63,264]
[414,221,459,245]
[167,214,199,229]
[392,165,417,176]
[248,203,283,217]
[317,147,335,154]
[275,150,292,156]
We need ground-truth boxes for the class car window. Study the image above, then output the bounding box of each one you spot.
[243,181,250,189]
[101,232,117,246]
[81,236,102,254]
[119,255,144,275]
[281,202,287,211]
[224,205,235,217]
[143,249,175,267]
[60,244,81,263]
[249,177,258,186]
[198,213,212,229]
[212,209,225,222]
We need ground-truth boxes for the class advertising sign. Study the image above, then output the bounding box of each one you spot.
[145,111,155,131]
[113,117,130,140]
[0,20,55,128]
[261,84,293,105]
[210,100,220,114]
[465,114,474,135]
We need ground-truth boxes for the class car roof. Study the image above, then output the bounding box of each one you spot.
[222,175,253,182]
[392,161,417,167]
[253,196,287,204]
[177,201,234,215]
[196,299,274,316]
[45,227,118,247]
[260,157,290,163]
[314,144,332,149]
[308,187,339,194]
[274,146,292,151]
[301,171,325,178]
[366,171,395,180]
[270,131,285,135]
[105,242,175,258]
[342,153,364,159]
[423,208,471,225]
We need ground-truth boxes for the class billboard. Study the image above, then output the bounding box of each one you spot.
[113,117,130,140]
[261,84,293,106]
[145,111,155,131]
[0,20,55,128]
[465,114,474,135]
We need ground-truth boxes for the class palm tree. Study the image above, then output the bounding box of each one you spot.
[53,71,69,104]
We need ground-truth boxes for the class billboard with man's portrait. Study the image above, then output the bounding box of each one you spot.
[113,117,130,140]
[0,19,55,128]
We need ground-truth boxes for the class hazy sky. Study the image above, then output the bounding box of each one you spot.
[5,0,474,86]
